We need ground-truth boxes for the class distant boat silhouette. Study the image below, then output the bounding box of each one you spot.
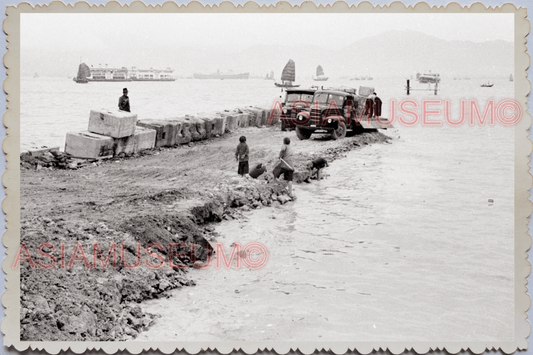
[313,65,328,81]
[275,59,300,88]
[73,62,90,83]
[480,82,494,87]
[265,71,274,80]
[509,74,513,82]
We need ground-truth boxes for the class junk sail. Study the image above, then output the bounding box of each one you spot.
[74,63,91,83]
[275,59,300,88]
[313,65,329,81]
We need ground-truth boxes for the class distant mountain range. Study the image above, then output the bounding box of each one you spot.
[22,29,513,79]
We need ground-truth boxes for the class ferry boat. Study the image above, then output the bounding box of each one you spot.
[74,64,176,83]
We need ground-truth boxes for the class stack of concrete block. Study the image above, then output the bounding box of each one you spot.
[65,109,156,159]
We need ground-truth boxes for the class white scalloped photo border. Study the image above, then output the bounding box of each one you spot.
[2,1,531,354]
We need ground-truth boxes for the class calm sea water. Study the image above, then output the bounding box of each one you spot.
[20,76,514,149]
[127,77,515,341]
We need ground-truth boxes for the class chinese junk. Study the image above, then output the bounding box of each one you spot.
[73,63,91,83]
[313,65,329,81]
[275,59,300,88]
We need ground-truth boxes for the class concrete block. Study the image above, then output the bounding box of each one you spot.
[176,119,192,144]
[134,126,157,152]
[200,116,215,137]
[243,113,252,128]
[65,131,115,159]
[225,115,238,132]
[114,126,156,155]
[213,116,227,135]
[184,116,207,141]
[167,119,182,146]
[137,119,180,147]
[88,109,137,138]
[24,146,61,157]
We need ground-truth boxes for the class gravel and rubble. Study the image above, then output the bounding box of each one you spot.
[19,125,393,341]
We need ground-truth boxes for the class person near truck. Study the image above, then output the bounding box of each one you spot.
[276,137,295,197]
[373,92,382,118]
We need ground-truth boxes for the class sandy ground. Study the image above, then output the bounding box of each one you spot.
[19,125,392,341]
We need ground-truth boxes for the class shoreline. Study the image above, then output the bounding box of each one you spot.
[19,124,394,341]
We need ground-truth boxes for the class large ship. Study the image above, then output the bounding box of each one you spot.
[74,64,176,83]
[193,70,249,80]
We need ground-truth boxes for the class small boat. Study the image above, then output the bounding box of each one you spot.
[73,62,91,83]
[274,59,300,88]
[509,74,514,82]
[481,82,494,87]
[313,65,329,81]
[265,71,275,80]
[416,72,441,84]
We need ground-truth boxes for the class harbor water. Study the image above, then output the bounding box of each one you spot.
[22,77,516,341]
[137,121,514,342]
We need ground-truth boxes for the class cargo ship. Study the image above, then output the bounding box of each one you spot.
[74,64,176,83]
[193,70,249,80]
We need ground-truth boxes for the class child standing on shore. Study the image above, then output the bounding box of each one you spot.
[235,136,249,176]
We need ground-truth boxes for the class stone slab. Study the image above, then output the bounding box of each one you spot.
[88,109,137,138]
[65,131,115,159]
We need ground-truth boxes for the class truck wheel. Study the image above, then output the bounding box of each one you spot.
[296,126,312,140]
[281,120,288,131]
[331,122,346,140]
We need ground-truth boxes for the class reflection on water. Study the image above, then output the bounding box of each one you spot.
[138,120,515,342]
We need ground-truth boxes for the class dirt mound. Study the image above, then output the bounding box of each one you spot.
[19,128,394,341]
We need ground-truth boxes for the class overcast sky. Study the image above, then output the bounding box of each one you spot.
[22,12,514,52]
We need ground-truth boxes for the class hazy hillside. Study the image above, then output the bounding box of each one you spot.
[22,29,513,79]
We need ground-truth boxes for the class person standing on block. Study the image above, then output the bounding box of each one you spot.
[235,135,249,176]
[119,88,130,112]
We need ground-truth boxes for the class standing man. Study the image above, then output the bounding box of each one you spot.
[119,88,130,112]
[278,137,295,197]
[373,92,382,118]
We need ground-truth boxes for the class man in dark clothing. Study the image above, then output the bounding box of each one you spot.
[373,92,382,118]
[308,157,328,180]
[364,97,374,118]
[119,88,130,112]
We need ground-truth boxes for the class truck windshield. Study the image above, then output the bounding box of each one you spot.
[328,95,345,106]
[287,93,314,103]
[313,93,329,104]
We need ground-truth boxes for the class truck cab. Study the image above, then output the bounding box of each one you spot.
[293,87,367,140]
[280,87,317,131]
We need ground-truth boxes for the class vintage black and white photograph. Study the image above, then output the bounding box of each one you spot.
[3,2,530,353]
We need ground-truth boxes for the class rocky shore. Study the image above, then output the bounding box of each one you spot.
[19,125,393,341]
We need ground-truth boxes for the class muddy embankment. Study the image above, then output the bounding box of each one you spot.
[19,128,392,341]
